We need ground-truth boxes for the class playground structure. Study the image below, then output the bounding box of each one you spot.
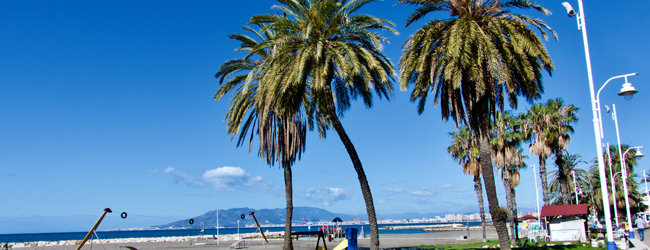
[290,226,359,250]
[247,211,269,246]
[76,208,112,250]
[229,211,270,249]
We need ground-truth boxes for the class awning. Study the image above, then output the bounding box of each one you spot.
[540,204,589,217]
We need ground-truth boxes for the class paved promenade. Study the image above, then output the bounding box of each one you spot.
[10,230,499,250]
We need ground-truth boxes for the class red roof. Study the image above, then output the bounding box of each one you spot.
[518,214,539,221]
[540,204,589,217]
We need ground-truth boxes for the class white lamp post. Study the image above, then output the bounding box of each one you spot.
[562,1,641,249]
[608,102,644,237]
[572,170,580,204]
[643,169,648,197]
[534,164,541,229]
[620,145,645,235]
[607,142,621,226]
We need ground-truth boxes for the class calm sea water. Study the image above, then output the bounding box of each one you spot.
[0,222,482,243]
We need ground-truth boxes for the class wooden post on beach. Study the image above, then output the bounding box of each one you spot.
[76,208,112,250]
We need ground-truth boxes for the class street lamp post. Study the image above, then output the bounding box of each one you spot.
[562,1,641,249]
[534,164,541,228]
[572,170,578,204]
[643,169,648,196]
[609,101,644,237]
[620,145,645,235]
[607,142,621,226]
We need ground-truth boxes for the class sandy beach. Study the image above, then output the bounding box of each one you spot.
[6,230,500,250]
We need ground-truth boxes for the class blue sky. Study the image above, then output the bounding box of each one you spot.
[1,0,649,234]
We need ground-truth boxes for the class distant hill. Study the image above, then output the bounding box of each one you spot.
[155,207,357,229]
[153,206,514,229]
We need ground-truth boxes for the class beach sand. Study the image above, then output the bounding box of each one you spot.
[8,230,500,250]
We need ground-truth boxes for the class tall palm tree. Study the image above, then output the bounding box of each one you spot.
[548,150,587,205]
[501,148,526,242]
[397,1,556,248]
[249,1,397,248]
[215,24,310,250]
[491,111,526,242]
[448,127,486,240]
[522,98,578,206]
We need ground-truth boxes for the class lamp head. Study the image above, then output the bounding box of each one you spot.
[618,82,639,101]
[562,2,577,17]
[635,149,644,158]
[604,105,611,113]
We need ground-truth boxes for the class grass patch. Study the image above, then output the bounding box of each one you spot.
[410,240,605,250]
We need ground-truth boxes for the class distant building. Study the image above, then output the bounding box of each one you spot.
[445,214,455,221]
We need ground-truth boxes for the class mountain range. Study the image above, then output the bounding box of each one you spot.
[155,207,355,229]
[153,206,534,229]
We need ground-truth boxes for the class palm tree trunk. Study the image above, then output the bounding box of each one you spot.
[539,157,549,206]
[502,169,516,242]
[283,163,294,250]
[323,84,380,250]
[510,185,519,242]
[473,174,487,240]
[556,154,571,205]
[480,136,511,250]
[560,173,571,205]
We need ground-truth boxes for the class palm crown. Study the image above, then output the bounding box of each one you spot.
[398,0,556,134]
[250,0,397,120]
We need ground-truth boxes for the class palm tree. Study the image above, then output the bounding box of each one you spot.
[397,1,556,248]
[448,127,486,240]
[215,24,310,250]
[249,1,397,249]
[589,145,641,219]
[548,150,588,205]
[522,98,578,206]
[501,148,526,242]
[491,111,526,242]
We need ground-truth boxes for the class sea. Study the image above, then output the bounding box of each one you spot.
[0,222,482,243]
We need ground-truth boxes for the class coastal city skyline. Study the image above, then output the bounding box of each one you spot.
[2,0,650,235]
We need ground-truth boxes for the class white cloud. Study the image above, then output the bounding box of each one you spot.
[303,187,351,206]
[385,187,407,193]
[202,166,263,191]
[411,191,433,196]
[162,167,205,188]
[410,187,439,205]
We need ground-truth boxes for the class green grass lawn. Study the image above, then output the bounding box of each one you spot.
[411,240,605,250]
